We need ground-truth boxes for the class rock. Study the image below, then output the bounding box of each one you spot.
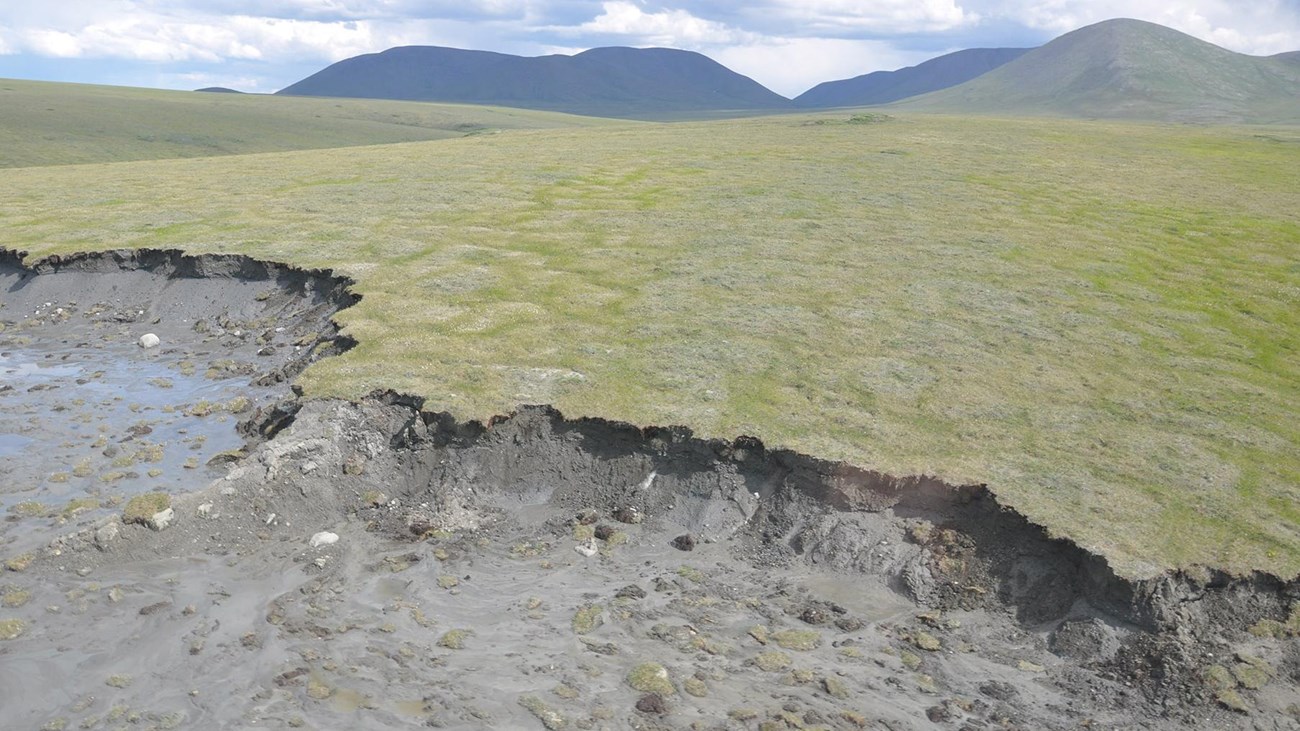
[196,503,214,518]
[635,693,667,714]
[615,584,647,600]
[309,531,339,548]
[574,538,598,557]
[800,607,828,625]
[594,524,616,540]
[148,508,175,531]
[138,333,160,349]
[613,507,642,524]
[94,521,120,549]
[670,534,696,551]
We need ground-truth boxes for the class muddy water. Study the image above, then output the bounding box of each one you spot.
[0,334,282,555]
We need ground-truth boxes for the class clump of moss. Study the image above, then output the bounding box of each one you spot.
[61,498,100,519]
[519,695,566,730]
[571,604,604,635]
[771,629,821,651]
[626,662,675,695]
[754,651,792,672]
[823,676,850,699]
[123,492,170,525]
[0,618,26,640]
[683,677,708,697]
[437,629,472,649]
[3,589,32,608]
[436,575,460,590]
[105,674,133,688]
[676,566,704,583]
[5,553,35,572]
[9,501,46,518]
[911,631,941,651]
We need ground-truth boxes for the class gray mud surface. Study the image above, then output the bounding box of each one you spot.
[2,250,1299,731]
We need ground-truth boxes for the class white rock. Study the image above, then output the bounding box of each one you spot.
[574,538,598,557]
[138,333,161,348]
[196,503,214,518]
[148,507,175,531]
[94,522,120,549]
[309,531,339,548]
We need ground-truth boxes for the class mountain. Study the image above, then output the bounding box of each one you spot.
[794,47,1031,108]
[897,18,1300,123]
[277,46,791,119]
[195,86,244,93]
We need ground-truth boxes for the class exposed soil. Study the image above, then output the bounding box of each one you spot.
[1,249,1298,731]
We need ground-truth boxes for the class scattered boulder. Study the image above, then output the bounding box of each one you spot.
[309,531,339,548]
[138,333,160,349]
[670,534,696,551]
[635,693,667,714]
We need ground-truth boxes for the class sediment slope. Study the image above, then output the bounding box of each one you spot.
[1,250,1296,729]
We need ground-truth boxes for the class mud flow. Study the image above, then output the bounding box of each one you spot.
[0,249,1297,731]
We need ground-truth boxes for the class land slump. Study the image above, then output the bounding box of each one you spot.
[0,249,1296,730]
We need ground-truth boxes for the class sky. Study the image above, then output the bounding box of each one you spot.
[0,1,1297,98]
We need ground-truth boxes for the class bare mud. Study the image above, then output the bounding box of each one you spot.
[1,250,1298,731]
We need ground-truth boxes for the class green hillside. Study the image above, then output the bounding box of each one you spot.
[899,19,1300,123]
[0,78,617,168]
[4,112,1298,578]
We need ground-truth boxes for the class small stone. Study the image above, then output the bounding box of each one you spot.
[800,607,828,625]
[615,584,647,600]
[93,521,120,549]
[309,532,339,548]
[574,538,598,557]
[138,333,160,349]
[148,508,175,531]
[635,693,667,715]
[196,503,214,518]
[670,534,696,551]
[613,508,642,524]
[594,524,616,540]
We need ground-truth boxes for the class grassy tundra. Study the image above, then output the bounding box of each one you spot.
[2,87,1297,577]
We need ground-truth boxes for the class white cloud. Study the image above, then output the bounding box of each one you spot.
[715,38,934,97]
[761,0,976,34]
[567,1,759,45]
[8,12,431,63]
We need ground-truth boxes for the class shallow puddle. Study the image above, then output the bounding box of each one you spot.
[0,337,281,553]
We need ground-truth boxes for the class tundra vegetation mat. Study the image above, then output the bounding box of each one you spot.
[2,113,1297,577]
[0,252,1298,730]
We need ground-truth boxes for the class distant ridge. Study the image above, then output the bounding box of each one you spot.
[898,18,1300,123]
[195,87,244,93]
[794,47,1030,108]
[277,46,792,119]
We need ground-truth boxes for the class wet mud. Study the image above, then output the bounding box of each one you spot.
[1,249,1298,730]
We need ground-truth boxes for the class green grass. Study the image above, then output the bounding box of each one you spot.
[2,110,1297,578]
[0,78,619,168]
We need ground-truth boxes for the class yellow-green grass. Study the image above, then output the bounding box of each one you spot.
[0,78,620,168]
[2,113,1297,578]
